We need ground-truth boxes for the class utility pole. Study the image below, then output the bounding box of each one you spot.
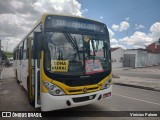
[6,40,8,52]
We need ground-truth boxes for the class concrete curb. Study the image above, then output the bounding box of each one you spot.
[113,83,160,92]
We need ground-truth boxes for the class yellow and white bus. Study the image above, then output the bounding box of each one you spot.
[13,14,112,111]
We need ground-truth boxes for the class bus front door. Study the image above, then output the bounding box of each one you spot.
[28,32,42,108]
[28,36,40,108]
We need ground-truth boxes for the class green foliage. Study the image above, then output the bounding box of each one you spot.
[5,52,13,58]
[1,51,7,60]
[0,51,13,60]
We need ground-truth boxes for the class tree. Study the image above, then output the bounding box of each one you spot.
[6,52,13,58]
[1,51,7,60]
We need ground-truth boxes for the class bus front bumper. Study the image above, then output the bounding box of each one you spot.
[40,85,112,111]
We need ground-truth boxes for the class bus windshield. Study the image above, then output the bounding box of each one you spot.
[44,32,110,75]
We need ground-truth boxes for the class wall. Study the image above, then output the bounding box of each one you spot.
[137,50,147,67]
[115,49,160,68]
[147,53,160,66]
[124,50,160,68]
[111,48,124,68]
[124,50,138,68]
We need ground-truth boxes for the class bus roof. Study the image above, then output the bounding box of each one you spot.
[41,14,105,25]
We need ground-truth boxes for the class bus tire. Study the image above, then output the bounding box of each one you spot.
[16,71,20,83]
[27,77,35,107]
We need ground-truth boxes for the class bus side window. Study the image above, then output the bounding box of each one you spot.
[16,48,19,60]
[17,49,19,60]
[18,48,20,60]
[33,32,43,59]
[23,39,28,60]
[19,42,23,60]
[13,50,16,60]
[34,32,42,68]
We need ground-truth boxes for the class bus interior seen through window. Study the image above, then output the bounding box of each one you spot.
[44,32,111,75]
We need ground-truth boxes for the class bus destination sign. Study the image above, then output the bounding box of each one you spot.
[55,19,96,30]
[45,16,107,34]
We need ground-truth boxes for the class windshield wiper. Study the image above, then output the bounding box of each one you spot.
[73,36,80,60]
[64,33,75,49]
[91,39,96,61]
[103,41,108,59]
[64,33,80,60]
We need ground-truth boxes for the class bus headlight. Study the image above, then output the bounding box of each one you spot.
[102,78,112,89]
[43,81,65,96]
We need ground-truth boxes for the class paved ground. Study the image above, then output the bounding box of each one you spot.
[112,66,160,91]
[0,67,160,120]
[0,67,36,111]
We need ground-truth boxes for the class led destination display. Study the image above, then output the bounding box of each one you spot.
[45,15,107,34]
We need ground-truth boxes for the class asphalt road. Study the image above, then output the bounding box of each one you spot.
[0,67,160,120]
[113,69,160,79]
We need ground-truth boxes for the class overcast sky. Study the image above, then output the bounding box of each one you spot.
[0,0,160,52]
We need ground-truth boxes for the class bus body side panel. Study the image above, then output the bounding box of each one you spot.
[21,59,28,91]
[13,59,17,75]
[17,60,21,82]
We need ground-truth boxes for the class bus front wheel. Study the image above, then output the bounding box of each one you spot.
[16,71,20,83]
